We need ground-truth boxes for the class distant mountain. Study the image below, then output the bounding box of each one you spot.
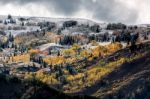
[0,15,107,27]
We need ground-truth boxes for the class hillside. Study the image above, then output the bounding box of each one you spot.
[0,42,149,99]
[0,74,97,99]
[73,42,150,99]
[96,51,150,99]
[0,15,149,99]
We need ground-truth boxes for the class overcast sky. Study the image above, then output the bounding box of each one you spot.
[0,0,150,24]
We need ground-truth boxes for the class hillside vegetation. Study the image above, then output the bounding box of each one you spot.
[74,41,150,99]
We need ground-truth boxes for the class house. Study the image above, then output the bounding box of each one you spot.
[37,43,64,56]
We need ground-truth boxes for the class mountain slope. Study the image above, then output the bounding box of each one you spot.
[74,42,150,99]
[95,52,150,99]
[0,74,97,99]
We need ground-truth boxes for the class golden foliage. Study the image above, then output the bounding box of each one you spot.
[92,47,102,58]
[9,54,30,63]
[65,57,78,64]
[25,70,59,85]
[91,42,123,58]
[71,44,81,51]
[66,73,84,82]
[105,43,123,53]
[63,49,76,57]
[64,57,126,93]
[29,49,40,55]
[80,50,91,58]
[44,56,65,65]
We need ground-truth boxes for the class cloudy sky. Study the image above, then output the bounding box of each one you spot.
[0,0,150,24]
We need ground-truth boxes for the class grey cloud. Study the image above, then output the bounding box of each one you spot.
[49,0,82,16]
[0,0,139,24]
[90,0,139,24]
